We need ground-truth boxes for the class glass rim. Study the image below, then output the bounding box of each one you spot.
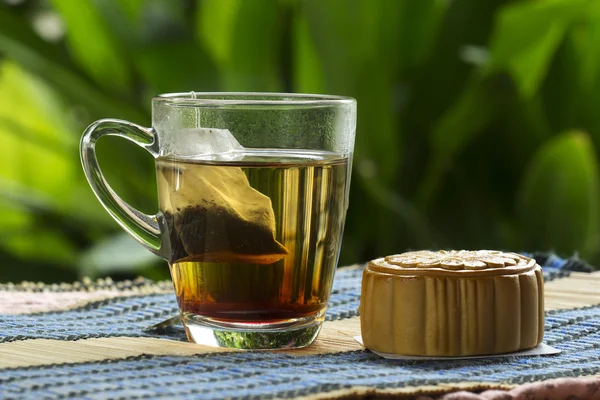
[153,92,355,106]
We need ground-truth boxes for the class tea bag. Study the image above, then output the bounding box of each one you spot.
[160,129,288,265]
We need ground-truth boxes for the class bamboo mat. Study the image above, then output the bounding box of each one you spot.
[0,271,597,370]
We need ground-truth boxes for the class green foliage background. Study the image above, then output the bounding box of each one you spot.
[1,0,600,282]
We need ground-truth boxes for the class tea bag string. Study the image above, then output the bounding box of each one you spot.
[191,91,201,128]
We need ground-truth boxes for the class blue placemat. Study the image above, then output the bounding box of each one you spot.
[0,253,596,400]
[1,305,600,399]
[0,254,580,343]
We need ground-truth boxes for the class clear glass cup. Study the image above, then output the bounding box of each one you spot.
[80,93,356,349]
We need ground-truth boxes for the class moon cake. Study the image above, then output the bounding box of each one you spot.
[359,250,544,356]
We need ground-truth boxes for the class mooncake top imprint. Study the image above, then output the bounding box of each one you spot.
[369,250,537,277]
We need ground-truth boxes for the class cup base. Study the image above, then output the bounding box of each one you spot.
[181,310,325,350]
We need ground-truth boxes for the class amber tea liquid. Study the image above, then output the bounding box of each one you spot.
[156,150,350,325]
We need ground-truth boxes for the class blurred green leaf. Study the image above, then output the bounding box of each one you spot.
[540,33,584,136]
[197,0,282,91]
[198,0,239,66]
[502,94,552,168]
[293,12,323,94]
[0,117,73,157]
[90,0,143,50]
[300,0,372,93]
[0,61,76,202]
[357,175,433,246]
[0,60,113,264]
[0,7,145,122]
[487,0,591,98]
[417,0,593,207]
[79,233,161,278]
[2,228,78,266]
[134,41,219,94]
[565,2,600,143]
[0,200,32,234]
[518,131,599,258]
[417,76,499,206]
[92,0,219,96]
[0,198,78,268]
[111,0,145,25]
[572,1,600,88]
[431,77,496,158]
[397,0,447,72]
[50,0,131,94]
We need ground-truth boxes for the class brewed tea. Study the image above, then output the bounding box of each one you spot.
[156,150,350,324]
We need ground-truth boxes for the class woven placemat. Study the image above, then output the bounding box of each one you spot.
[0,254,597,400]
[0,255,575,343]
[1,305,600,400]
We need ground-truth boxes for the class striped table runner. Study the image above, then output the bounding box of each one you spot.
[0,255,599,399]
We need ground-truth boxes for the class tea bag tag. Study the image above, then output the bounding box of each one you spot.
[165,127,244,158]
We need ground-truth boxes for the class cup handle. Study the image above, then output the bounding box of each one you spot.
[80,118,164,257]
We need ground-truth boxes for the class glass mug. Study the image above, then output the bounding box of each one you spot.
[80,93,356,349]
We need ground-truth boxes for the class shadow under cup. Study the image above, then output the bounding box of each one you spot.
[81,93,357,349]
